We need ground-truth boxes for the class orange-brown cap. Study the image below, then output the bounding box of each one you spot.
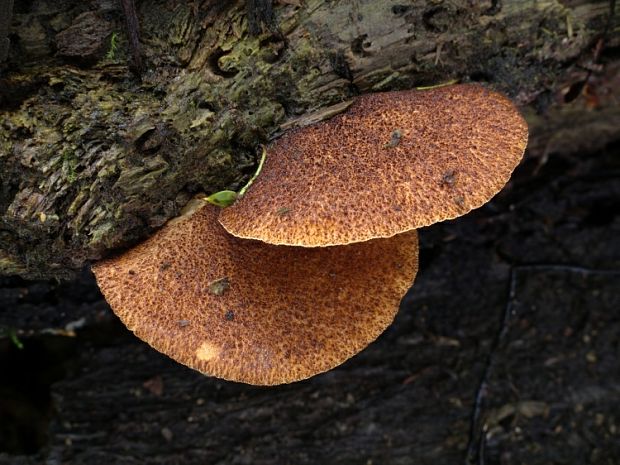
[92,202,418,385]
[219,84,528,246]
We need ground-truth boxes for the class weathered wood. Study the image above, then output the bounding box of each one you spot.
[0,142,618,463]
[0,0,618,279]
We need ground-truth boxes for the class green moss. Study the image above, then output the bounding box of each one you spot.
[88,221,116,248]
[105,32,120,60]
[2,0,605,280]
[61,149,78,183]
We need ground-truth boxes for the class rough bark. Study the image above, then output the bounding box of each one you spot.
[0,141,619,464]
[0,0,618,279]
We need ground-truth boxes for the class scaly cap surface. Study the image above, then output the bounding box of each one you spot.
[92,203,418,385]
[219,84,528,246]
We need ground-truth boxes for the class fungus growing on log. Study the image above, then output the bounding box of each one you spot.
[93,83,526,385]
[93,202,419,385]
[218,84,528,247]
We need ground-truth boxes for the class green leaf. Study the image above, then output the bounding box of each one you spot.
[8,328,23,350]
[204,147,267,208]
[205,190,238,208]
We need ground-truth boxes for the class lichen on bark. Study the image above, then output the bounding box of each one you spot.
[0,0,617,279]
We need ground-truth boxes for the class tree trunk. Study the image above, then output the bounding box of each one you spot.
[0,0,618,279]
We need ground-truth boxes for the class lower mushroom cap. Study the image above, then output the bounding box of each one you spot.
[92,203,418,385]
[219,84,528,247]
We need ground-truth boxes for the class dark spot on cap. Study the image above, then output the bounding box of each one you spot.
[441,170,457,187]
[384,129,403,148]
[225,310,235,321]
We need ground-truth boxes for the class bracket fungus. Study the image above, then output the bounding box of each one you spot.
[93,203,418,385]
[93,83,527,385]
[218,84,529,246]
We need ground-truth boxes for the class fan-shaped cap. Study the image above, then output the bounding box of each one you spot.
[219,84,528,246]
[92,202,418,385]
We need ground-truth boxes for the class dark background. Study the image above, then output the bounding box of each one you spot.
[1,140,619,464]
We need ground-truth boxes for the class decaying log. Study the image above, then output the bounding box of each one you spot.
[0,0,618,279]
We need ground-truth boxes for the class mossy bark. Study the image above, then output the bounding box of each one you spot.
[0,0,618,279]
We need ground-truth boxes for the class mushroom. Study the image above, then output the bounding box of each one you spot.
[218,84,528,247]
[93,83,527,385]
[92,201,418,385]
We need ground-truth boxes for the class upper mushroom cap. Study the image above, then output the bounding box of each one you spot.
[92,203,418,385]
[219,84,528,247]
